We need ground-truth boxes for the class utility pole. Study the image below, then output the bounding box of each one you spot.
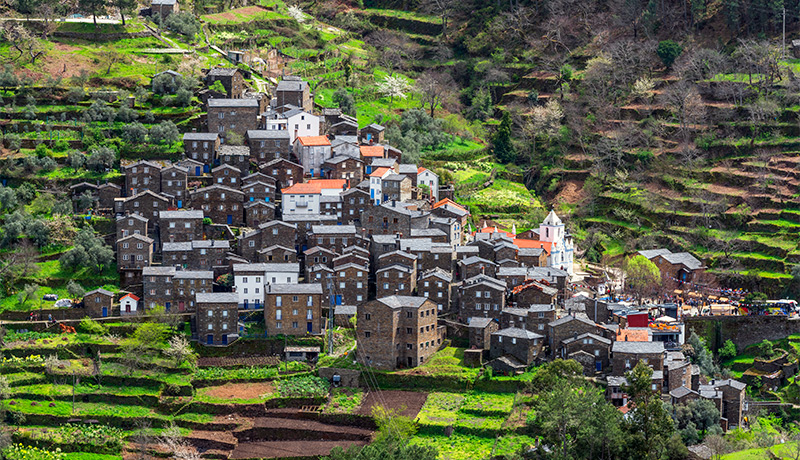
[325,274,334,355]
[784,7,787,60]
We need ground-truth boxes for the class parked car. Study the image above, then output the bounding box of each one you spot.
[55,299,72,308]
[43,294,58,301]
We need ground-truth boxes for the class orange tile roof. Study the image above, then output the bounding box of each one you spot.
[297,136,331,147]
[513,238,552,254]
[282,179,348,194]
[121,293,140,301]
[369,167,390,177]
[433,198,466,212]
[418,167,428,175]
[360,145,384,157]
[616,328,649,342]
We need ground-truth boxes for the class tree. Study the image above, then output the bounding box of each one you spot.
[2,23,46,64]
[208,79,225,94]
[624,255,661,303]
[17,283,38,307]
[0,65,20,91]
[86,146,116,172]
[100,49,123,75]
[376,75,411,108]
[165,335,198,368]
[113,0,136,25]
[0,242,37,296]
[416,71,454,118]
[78,0,107,27]
[59,227,114,274]
[122,123,148,143]
[420,0,458,39]
[687,332,717,376]
[66,280,85,299]
[332,88,356,116]
[657,40,683,68]
[149,121,180,144]
[758,339,775,359]
[163,12,202,37]
[25,219,50,248]
[660,82,705,143]
[718,339,737,360]
[625,362,676,460]
[747,98,779,147]
[492,111,516,164]
[469,86,492,121]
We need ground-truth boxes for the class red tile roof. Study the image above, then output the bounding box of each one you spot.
[369,167,391,177]
[121,293,140,301]
[433,198,466,212]
[360,145,384,157]
[282,179,348,194]
[297,136,331,147]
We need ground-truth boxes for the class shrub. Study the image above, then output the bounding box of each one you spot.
[718,339,737,360]
[657,40,683,69]
[149,120,179,144]
[79,317,109,335]
[164,12,201,37]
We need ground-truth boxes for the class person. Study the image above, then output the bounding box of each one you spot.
[48,313,53,325]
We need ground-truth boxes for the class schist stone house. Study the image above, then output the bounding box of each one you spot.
[197,293,239,346]
[183,132,220,168]
[206,68,244,99]
[150,0,178,17]
[264,283,323,336]
[207,98,261,141]
[357,296,441,370]
[275,76,313,112]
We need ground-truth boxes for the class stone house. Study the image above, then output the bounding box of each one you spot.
[458,274,507,320]
[432,199,470,228]
[150,0,178,17]
[280,179,348,217]
[159,210,204,244]
[611,341,666,376]
[360,123,385,144]
[122,190,171,221]
[330,119,358,136]
[323,155,363,182]
[98,183,121,210]
[376,264,417,298]
[206,67,244,99]
[117,234,153,269]
[418,268,453,312]
[261,158,304,189]
[559,332,612,374]
[697,379,747,429]
[258,244,296,263]
[519,247,548,267]
[172,270,213,312]
[162,240,229,271]
[304,246,337,268]
[238,220,297,261]
[489,328,544,370]
[468,317,498,350]
[124,161,162,196]
[458,256,497,280]
[264,283,323,336]
[197,292,239,346]
[178,159,205,178]
[309,225,362,254]
[116,214,148,241]
[275,76,313,112]
[212,164,242,188]
[356,296,440,370]
[334,304,357,328]
[183,132,220,167]
[416,167,439,201]
[377,250,417,272]
[244,201,276,228]
[218,145,251,173]
[411,227,449,244]
[493,242,519,263]
[319,195,342,223]
[189,185,244,226]
[243,172,277,188]
[333,263,369,305]
[360,201,430,236]
[142,266,176,310]
[341,187,370,225]
[455,246,479,262]
[333,249,369,269]
[160,166,188,209]
[246,130,293,164]
[510,280,558,307]
[526,304,556,336]
[207,98,261,142]
[548,315,602,352]
[83,289,114,318]
[382,174,412,202]
[665,351,695,393]
[294,136,333,178]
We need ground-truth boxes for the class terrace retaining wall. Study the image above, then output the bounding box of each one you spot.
[685,315,800,351]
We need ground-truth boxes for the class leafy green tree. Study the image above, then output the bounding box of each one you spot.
[492,111,515,163]
[625,361,676,460]
[687,332,717,376]
[718,339,737,360]
[175,88,193,107]
[59,227,114,274]
[78,0,107,27]
[66,280,85,299]
[149,121,179,144]
[17,283,38,307]
[0,185,19,213]
[469,86,492,121]
[624,255,662,303]
[332,88,356,116]
[113,0,136,25]
[657,40,683,69]
[16,183,35,203]
[25,219,50,248]
[122,122,148,143]
[208,79,225,94]
[0,65,20,92]
[65,86,84,104]
[758,339,775,359]
[86,146,116,172]
[163,12,201,37]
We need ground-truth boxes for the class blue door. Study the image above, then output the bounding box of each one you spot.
[205,164,211,172]
[307,322,313,333]
[222,334,228,345]
[102,307,108,317]
[265,197,269,202]
[243,299,248,310]
[366,133,372,142]
[310,169,314,176]
[177,200,182,208]
[165,302,171,311]
[207,334,213,345]
[596,361,602,371]
[195,166,201,176]
[227,215,233,225]
[335,295,342,305]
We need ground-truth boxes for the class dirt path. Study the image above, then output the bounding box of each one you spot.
[199,382,274,400]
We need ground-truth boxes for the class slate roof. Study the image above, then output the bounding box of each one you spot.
[208,98,259,108]
[377,296,429,309]
[611,341,665,354]
[208,67,239,77]
[267,283,323,294]
[172,270,213,279]
[660,252,703,270]
[669,386,698,399]
[233,263,299,272]
[142,266,176,276]
[335,305,357,315]
[398,164,418,174]
[638,248,672,259]
[549,315,596,328]
[85,288,113,297]
[467,317,494,328]
[420,268,453,282]
[493,327,544,340]
[196,292,239,303]
[276,78,309,92]
[561,332,611,346]
[311,224,357,235]
[247,130,290,139]
[160,210,203,220]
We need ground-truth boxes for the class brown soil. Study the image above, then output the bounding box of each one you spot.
[554,180,587,206]
[198,356,280,367]
[230,440,368,459]
[207,5,265,21]
[200,382,274,400]
[356,390,428,419]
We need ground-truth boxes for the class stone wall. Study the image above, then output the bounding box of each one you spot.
[685,315,800,351]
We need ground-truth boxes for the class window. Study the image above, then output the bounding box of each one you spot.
[276,296,282,307]
[383,283,389,290]
[276,309,282,319]
[292,309,298,315]
[484,292,491,298]
[207,310,213,317]
[276,322,282,329]
[208,324,213,330]
[475,291,481,298]
[364,331,371,338]
[292,321,298,328]
[222,323,228,330]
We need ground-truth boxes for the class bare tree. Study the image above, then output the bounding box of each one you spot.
[161,423,201,460]
[1,23,46,64]
[732,39,782,95]
[660,82,706,143]
[747,98,779,147]
[133,419,154,460]
[420,0,458,39]
[415,71,454,118]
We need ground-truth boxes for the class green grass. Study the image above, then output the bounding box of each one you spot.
[324,387,364,414]
[461,393,516,415]
[2,398,157,419]
[395,348,480,380]
[722,442,800,459]
[362,8,440,24]
[202,6,290,24]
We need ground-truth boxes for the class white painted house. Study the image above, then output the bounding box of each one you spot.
[293,135,332,178]
[263,108,320,144]
[369,167,394,205]
[120,293,140,315]
[281,179,348,216]
[538,210,575,276]
[233,263,300,309]
[417,167,439,201]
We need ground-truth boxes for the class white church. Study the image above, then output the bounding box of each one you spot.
[538,210,575,275]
